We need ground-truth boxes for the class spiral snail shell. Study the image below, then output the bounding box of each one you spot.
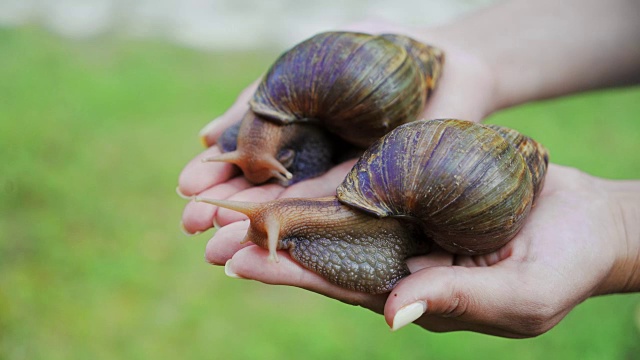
[205,31,444,185]
[197,119,549,294]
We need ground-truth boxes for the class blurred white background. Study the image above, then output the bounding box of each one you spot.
[0,0,496,50]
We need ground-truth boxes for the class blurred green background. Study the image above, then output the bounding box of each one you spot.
[1,26,640,360]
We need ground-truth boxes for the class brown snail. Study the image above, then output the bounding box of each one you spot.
[197,119,549,294]
[206,31,444,185]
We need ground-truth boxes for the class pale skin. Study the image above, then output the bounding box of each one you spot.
[179,0,640,337]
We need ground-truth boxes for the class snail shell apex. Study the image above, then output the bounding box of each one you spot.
[337,119,549,255]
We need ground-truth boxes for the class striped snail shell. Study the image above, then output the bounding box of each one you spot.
[197,119,549,294]
[338,119,549,255]
[206,31,444,185]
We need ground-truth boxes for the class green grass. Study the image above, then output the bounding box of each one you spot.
[1,26,639,359]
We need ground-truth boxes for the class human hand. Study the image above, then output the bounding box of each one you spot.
[179,22,499,234]
[202,164,640,337]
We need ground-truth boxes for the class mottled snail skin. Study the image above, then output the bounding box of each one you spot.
[198,119,549,294]
[210,197,429,294]
[208,31,444,185]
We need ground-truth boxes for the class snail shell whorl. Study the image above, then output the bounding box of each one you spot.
[249,31,443,147]
[337,119,549,255]
[484,124,549,199]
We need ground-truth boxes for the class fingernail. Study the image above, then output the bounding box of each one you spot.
[199,118,221,147]
[176,186,193,200]
[224,259,245,279]
[180,221,202,237]
[391,301,427,331]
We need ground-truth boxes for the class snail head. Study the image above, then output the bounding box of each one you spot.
[202,112,293,184]
[194,197,284,262]
[204,111,339,186]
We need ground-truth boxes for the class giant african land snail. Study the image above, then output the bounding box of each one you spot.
[205,31,444,185]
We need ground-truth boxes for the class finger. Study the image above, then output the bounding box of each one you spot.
[384,265,547,335]
[279,159,357,199]
[178,146,238,196]
[386,263,567,337]
[199,81,260,147]
[214,184,286,226]
[399,249,523,337]
[385,266,495,331]
[181,177,253,234]
[405,248,454,272]
[226,245,387,313]
[205,220,251,265]
[453,247,511,267]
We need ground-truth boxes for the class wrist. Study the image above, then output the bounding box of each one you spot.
[595,177,640,295]
[423,25,504,119]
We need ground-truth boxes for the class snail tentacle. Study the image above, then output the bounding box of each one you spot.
[195,197,285,262]
[265,214,281,263]
[194,197,260,216]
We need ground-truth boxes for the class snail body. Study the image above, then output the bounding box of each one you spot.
[198,119,549,294]
[208,31,444,185]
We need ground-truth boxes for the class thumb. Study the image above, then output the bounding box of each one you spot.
[384,265,534,334]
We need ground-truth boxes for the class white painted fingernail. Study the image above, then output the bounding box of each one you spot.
[224,259,245,279]
[391,301,427,331]
[176,186,193,200]
[180,221,202,237]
